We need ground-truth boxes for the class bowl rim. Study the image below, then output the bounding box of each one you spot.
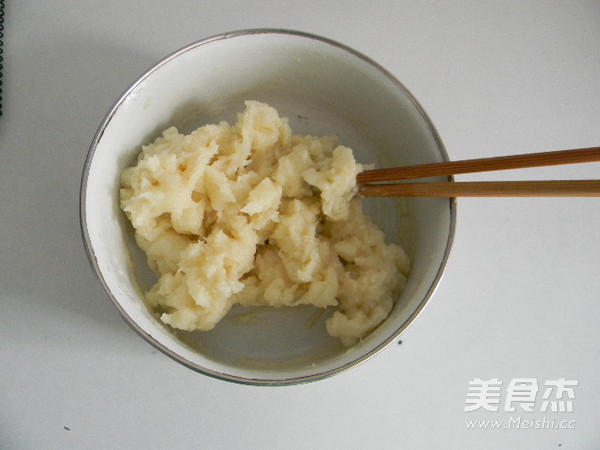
[79,27,457,386]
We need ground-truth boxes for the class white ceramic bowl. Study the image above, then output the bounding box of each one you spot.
[80,29,455,385]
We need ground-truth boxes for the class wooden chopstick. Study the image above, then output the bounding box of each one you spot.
[357,146,600,183]
[358,180,600,197]
[357,146,600,197]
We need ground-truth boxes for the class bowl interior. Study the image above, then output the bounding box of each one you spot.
[82,30,454,384]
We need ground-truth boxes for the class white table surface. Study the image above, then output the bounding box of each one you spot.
[1,1,599,449]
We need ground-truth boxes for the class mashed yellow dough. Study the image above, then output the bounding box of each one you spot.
[120,101,409,345]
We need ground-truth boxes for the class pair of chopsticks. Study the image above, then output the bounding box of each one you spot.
[357,146,600,197]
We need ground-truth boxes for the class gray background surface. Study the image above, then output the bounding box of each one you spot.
[1,1,599,448]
